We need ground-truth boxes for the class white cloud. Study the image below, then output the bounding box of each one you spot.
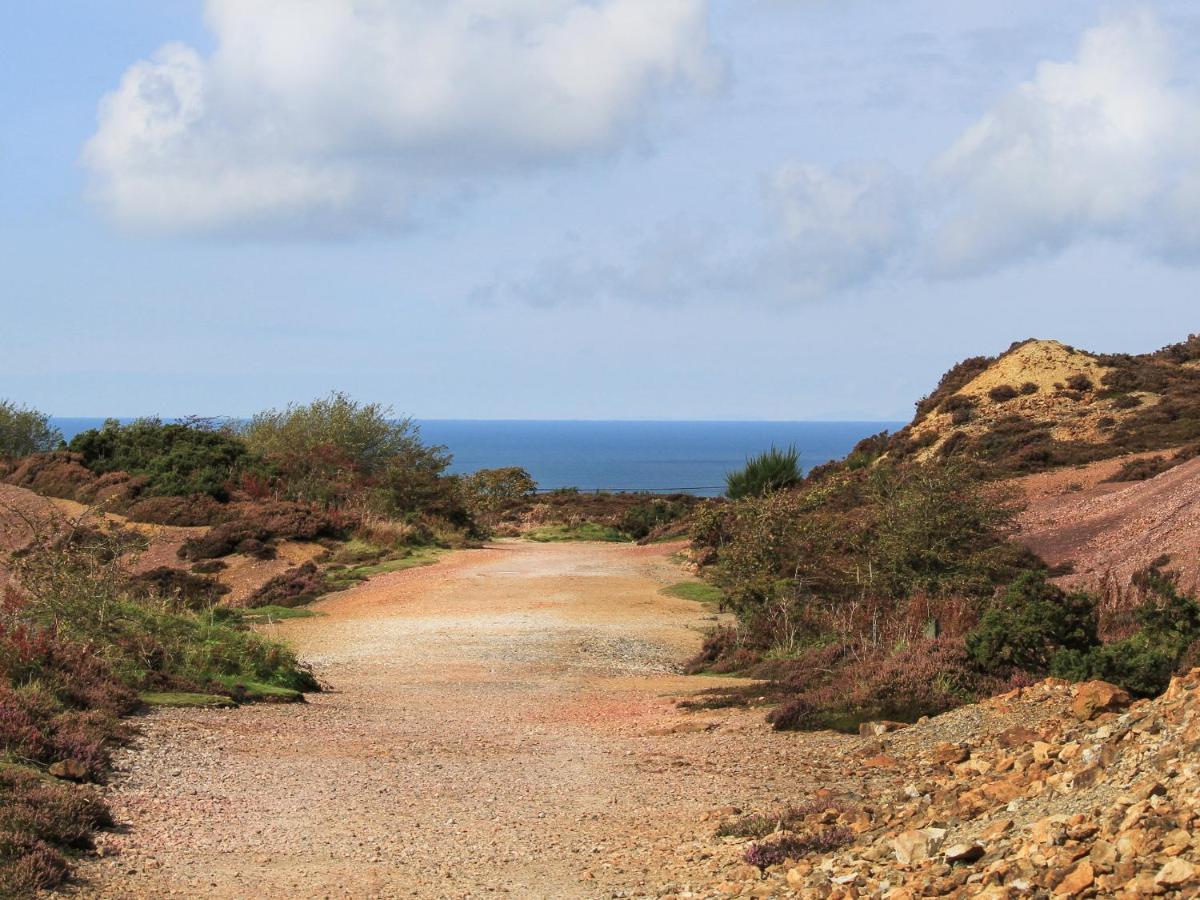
[930,10,1200,274]
[84,0,718,235]
[761,161,911,301]
[479,161,910,307]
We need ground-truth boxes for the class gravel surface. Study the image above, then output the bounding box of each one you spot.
[59,540,861,899]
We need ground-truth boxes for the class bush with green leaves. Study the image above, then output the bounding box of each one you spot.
[243,392,462,520]
[1050,574,1200,696]
[460,466,537,522]
[69,418,251,500]
[965,572,1098,674]
[967,568,1200,697]
[0,400,61,459]
[725,445,801,500]
[865,462,1029,601]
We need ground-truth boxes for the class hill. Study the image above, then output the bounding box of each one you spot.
[883,335,1200,473]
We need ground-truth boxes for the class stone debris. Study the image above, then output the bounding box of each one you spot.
[702,673,1200,898]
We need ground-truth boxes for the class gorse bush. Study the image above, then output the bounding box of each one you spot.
[967,569,1200,698]
[619,497,694,540]
[726,445,801,500]
[965,572,1098,674]
[1051,574,1200,697]
[0,401,61,460]
[69,418,251,500]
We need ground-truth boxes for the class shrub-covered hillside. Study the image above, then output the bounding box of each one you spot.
[869,335,1200,475]
[686,333,1200,733]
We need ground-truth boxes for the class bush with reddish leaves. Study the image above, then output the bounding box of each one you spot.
[0,764,113,895]
[178,521,273,560]
[245,562,329,609]
[178,502,342,561]
[123,494,228,526]
[2,453,99,502]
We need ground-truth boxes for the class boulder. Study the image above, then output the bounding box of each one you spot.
[894,828,947,865]
[1054,861,1094,897]
[1071,681,1131,721]
[48,759,89,781]
[944,842,985,864]
[1155,858,1196,887]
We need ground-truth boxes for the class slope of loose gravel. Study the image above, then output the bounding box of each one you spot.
[62,540,867,899]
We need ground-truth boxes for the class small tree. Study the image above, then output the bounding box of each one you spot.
[462,467,537,518]
[726,446,801,500]
[0,400,61,459]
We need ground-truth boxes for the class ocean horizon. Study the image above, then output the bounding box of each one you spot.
[49,418,903,497]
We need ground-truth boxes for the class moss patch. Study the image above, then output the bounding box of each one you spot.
[140,692,236,709]
[212,677,304,703]
[661,582,724,607]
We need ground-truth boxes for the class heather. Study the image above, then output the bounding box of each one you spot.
[0,522,317,893]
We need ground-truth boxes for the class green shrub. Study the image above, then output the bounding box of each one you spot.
[988,384,1018,403]
[1019,382,1040,395]
[0,400,61,459]
[461,467,537,519]
[619,497,693,540]
[966,572,1098,674]
[1065,374,1094,392]
[69,418,251,500]
[726,446,801,500]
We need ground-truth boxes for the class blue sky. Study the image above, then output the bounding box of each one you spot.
[3,1,1200,420]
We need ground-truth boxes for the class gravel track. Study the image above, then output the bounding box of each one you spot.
[62,540,859,899]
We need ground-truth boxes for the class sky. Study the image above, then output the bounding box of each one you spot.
[3,1,1200,421]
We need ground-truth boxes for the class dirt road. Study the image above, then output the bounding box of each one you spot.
[69,540,854,899]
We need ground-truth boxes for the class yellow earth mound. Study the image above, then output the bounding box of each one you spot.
[910,339,1160,457]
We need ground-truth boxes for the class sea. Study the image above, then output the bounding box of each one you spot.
[50,419,902,498]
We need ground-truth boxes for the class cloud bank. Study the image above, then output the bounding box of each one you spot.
[931,10,1200,274]
[484,10,1200,308]
[84,0,718,235]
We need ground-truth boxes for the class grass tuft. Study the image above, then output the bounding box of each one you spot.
[526,523,627,543]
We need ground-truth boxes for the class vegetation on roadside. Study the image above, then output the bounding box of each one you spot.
[686,333,1200,731]
[661,582,724,608]
[526,522,627,543]
[0,520,317,893]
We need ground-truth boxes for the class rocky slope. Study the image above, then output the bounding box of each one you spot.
[703,673,1200,898]
[0,482,325,604]
[1018,455,1200,599]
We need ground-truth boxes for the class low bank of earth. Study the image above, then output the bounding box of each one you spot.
[56,540,864,899]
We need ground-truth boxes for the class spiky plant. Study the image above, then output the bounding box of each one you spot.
[725,445,801,500]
